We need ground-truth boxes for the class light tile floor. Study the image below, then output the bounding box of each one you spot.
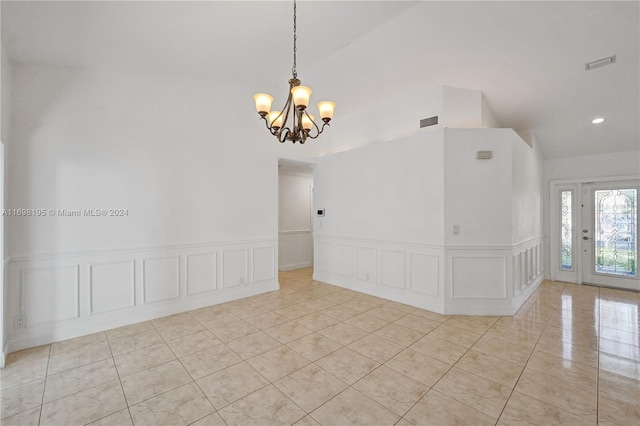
[1,268,639,425]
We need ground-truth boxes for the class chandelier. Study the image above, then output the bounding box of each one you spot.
[253,0,335,144]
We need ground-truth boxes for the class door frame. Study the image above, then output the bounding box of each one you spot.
[550,175,640,286]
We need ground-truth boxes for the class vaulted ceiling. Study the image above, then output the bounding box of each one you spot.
[2,1,638,159]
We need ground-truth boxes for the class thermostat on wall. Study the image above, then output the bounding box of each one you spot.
[317,209,325,216]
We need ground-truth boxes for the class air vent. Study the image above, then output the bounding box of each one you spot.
[420,116,439,128]
[585,55,616,71]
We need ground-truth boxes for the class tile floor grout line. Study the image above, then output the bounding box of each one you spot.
[492,286,559,424]
[6,274,639,425]
[403,315,503,423]
[36,344,52,426]
[495,282,600,425]
[96,332,134,426]
[596,285,601,425]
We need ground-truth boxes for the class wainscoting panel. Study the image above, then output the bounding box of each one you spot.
[510,238,545,310]
[356,247,377,283]
[315,242,332,272]
[90,261,135,314]
[222,249,248,288]
[333,244,354,277]
[451,256,507,299]
[21,265,80,326]
[253,246,275,283]
[313,236,543,316]
[410,253,439,296]
[513,251,522,295]
[186,253,216,295]
[143,257,180,303]
[5,239,278,353]
[313,236,444,313]
[381,250,406,289]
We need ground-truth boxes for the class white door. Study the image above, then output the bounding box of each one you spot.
[581,182,639,291]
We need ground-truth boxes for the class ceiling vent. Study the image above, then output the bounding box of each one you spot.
[420,116,439,128]
[585,55,616,71]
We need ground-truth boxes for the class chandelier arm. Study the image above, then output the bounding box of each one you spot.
[275,127,291,143]
[280,95,294,135]
[310,110,322,138]
[298,109,307,144]
[254,0,334,144]
[305,122,330,140]
[261,117,282,138]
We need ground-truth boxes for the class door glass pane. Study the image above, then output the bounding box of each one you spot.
[594,189,637,276]
[561,190,573,270]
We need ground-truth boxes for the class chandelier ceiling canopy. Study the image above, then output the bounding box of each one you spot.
[253,0,335,144]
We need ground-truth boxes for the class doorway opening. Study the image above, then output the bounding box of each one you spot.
[278,159,315,275]
[551,179,640,291]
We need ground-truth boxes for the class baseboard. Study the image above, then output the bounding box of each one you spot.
[313,270,445,314]
[511,274,544,313]
[444,303,515,316]
[279,262,312,272]
[5,280,278,354]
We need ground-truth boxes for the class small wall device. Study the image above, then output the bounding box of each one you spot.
[317,209,325,216]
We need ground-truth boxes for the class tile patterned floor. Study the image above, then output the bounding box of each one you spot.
[1,268,639,425]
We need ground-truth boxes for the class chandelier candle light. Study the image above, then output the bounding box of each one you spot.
[253,0,335,144]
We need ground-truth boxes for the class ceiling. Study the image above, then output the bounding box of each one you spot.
[2,1,639,159]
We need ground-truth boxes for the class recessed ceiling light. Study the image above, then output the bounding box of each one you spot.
[592,118,605,124]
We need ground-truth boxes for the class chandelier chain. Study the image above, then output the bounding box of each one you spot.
[253,0,334,144]
[292,0,297,78]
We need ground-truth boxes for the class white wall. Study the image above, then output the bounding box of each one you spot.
[1,43,11,144]
[9,65,278,256]
[442,86,482,128]
[1,41,12,366]
[443,129,514,246]
[5,64,281,351]
[329,86,499,154]
[315,131,445,245]
[512,133,544,245]
[313,131,446,312]
[279,171,313,271]
[481,95,500,129]
[542,149,640,278]
[313,128,544,315]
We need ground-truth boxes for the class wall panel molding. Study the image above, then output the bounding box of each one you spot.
[314,235,444,313]
[381,250,406,289]
[186,253,216,296]
[20,265,80,326]
[89,260,135,314]
[410,253,439,296]
[143,256,180,304]
[253,246,275,282]
[222,249,248,288]
[314,235,544,316]
[450,256,507,299]
[6,239,277,353]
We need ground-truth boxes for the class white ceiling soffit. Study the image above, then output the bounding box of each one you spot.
[1,1,638,160]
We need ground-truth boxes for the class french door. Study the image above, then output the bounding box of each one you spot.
[552,179,639,291]
[582,183,638,290]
